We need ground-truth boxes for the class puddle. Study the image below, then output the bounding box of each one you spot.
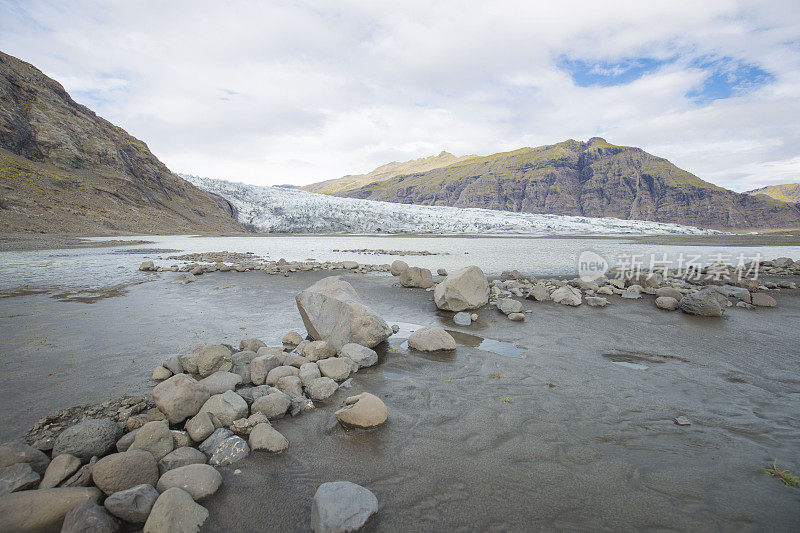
[602,349,690,370]
[389,322,526,358]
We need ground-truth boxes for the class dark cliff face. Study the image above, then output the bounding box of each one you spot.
[341,139,800,230]
[0,51,245,234]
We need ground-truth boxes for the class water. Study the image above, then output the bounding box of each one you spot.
[2,234,799,292]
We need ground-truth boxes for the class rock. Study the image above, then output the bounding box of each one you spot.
[248,424,289,453]
[152,366,172,381]
[196,345,233,377]
[61,501,119,533]
[339,343,378,369]
[170,431,192,449]
[450,311,474,328]
[239,338,266,352]
[158,447,207,476]
[307,377,339,401]
[318,358,352,381]
[283,353,309,368]
[299,362,322,387]
[178,347,201,375]
[156,464,221,501]
[162,356,183,375]
[342,260,359,269]
[334,393,388,429]
[282,331,304,347]
[400,266,434,288]
[0,463,40,495]
[674,416,691,426]
[736,301,756,310]
[437,268,448,276]
[751,292,777,307]
[0,441,50,475]
[290,396,315,417]
[500,269,523,281]
[250,354,282,385]
[235,385,272,406]
[496,298,523,315]
[61,457,97,488]
[266,365,300,386]
[92,450,159,495]
[197,429,233,456]
[229,413,269,437]
[586,296,609,307]
[39,454,81,489]
[276,375,304,398]
[230,350,257,384]
[679,292,724,317]
[408,327,456,351]
[620,289,642,299]
[311,481,378,533]
[390,260,408,276]
[507,312,525,321]
[129,421,174,461]
[104,484,159,523]
[184,412,215,443]
[295,276,393,350]
[208,436,250,467]
[433,266,490,311]
[527,282,550,301]
[52,419,123,463]
[139,261,155,271]
[596,285,614,295]
[152,374,211,425]
[198,391,249,427]
[198,371,242,395]
[143,487,208,533]
[551,286,582,306]
[0,487,102,533]
[172,273,196,284]
[303,340,337,362]
[251,392,292,420]
[655,296,679,311]
[655,287,683,300]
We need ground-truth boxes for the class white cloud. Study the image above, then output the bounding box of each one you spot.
[1,0,799,190]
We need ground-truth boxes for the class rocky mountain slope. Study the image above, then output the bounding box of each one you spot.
[317,138,800,230]
[0,51,244,234]
[302,151,477,195]
[747,183,800,204]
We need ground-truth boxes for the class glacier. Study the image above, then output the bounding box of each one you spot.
[183,174,719,235]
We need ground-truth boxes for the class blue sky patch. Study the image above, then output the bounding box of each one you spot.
[686,56,773,103]
[558,56,669,87]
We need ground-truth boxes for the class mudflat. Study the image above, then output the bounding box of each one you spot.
[1,265,798,531]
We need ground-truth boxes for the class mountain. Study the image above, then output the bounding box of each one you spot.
[302,150,477,195]
[185,174,717,235]
[309,138,800,230]
[747,183,800,204]
[0,51,244,234]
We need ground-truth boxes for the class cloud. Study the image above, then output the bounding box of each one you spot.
[1,0,799,190]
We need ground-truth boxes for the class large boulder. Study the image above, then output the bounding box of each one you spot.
[0,487,102,532]
[156,464,221,501]
[400,267,434,288]
[0,463,40,495]
[104,484,159,523]
[339,343,378,368]
[551,286,582,306]
[178,347,201,375]
[0,441,50,475]
[249,424,289,453]
[39,454,81,489]
[390,260,408,276]
[198,371,242,395]
[208,436,250,467]
[302,340,336,362]
[196,345,232,377]
[92,450,159,495]
[317,358,352,381]
[129,421,174,461]
[408,327,456,352]
[250,354,282,385]
[265,365,299,386]
[152,374,211,424]
[295,276,392,351]
[311,481,378,533]
[307,377,339,401]
[679,291,725,317]
[143,487,208,533]
[251,392,292,420]
[433,266,489,311]
[198,391,249,427]
[334,393,388,429]
[60,501,119,533]
[496,298,523,315]
[184,412,215,443]
[158,447,207,475]
[299,362,322,387]
[52,419,123,463]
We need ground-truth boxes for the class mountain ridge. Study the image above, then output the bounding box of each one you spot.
[308,138,800,230]
[747,182,800,204]
[0,50,245,234]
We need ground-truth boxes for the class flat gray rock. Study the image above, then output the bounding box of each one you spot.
[158,447,207,475]
[39,453,81,489]
[0,463,40,496]
[0,441,50,475]
[104,483,159,523]
[52,419,123,463]
[156,464,222,501]
[311,481,378,533]
[61,501,119,533]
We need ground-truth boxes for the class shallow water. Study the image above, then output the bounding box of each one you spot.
[1,234,799,293]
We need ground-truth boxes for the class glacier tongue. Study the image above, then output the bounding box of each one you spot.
[183,174,719,235]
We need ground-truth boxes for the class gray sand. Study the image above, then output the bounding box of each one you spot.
[1,269,799,530]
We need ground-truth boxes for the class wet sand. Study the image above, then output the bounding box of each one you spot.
[1,269,799,530]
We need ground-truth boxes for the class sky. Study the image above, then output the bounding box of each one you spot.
[1,1,799,191]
